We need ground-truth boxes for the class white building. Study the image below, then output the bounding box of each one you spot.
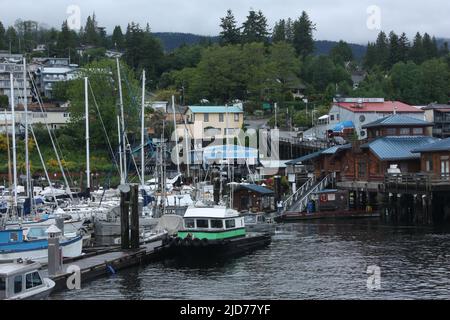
[0,62,33,105]
[305,98,426,140]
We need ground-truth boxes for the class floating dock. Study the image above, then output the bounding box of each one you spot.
[275,210,380,222]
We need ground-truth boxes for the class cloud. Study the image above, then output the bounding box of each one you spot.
[1,0,449,44]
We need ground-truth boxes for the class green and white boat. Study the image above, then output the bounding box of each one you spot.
[162,206,271,261]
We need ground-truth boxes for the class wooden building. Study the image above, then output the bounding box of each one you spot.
[233,184,275,213]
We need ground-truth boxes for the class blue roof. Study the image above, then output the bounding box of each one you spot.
[412,138,450,153]
[237,184,274,195]
[188,106,243,114]
[362,136,438,161]
[362,114,432,129]
[286,150,325,165]
[321,144,352,155]
[203,144,258,160]
[332,121,355,132]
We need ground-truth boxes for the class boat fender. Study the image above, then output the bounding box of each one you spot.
[201,238,208,246]
[107,265,116,275]
[182,238,191,247]
[192,238,201,247]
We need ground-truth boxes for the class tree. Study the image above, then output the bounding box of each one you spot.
[387,31,401,68]
[285,18,294,43]
[292,11,316,57]
[409,32,425,64]
[241,10,269,43]
[5,26,18,53]
[0,95,8,107]
[56,21,77,56]
[272,19,286,43]
[112,25,125,50]
[422,33,438,60]
[398,33,410,63]
[390,61,422,104]
[374,31,389,69]
[419,59,450,104]
[83,14,100,46]
[219,9,240,45]
[0,21,7,50]
[330,40,353,65]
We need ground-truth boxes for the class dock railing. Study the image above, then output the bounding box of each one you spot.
[283,176,315,212]
[384,172,450,193]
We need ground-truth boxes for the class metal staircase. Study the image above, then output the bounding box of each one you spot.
[283,173,335,213]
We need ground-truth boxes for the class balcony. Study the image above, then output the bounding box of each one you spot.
[384,172,450,194]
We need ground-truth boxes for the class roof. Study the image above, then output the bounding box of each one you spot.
[362,136,439,161]
[362,114,432,129]
[423,103,450,110]
[183,207,239,219]
[335,101,423,114]
[0,262,40,277]
[321,144,352,155]
[332,121,355,132]
[236,184,274,195]
[412,138,450,153]
[188,105,243,114]
[286,150,325,165]
[41,67,76,74]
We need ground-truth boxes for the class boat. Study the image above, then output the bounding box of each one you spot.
[242,212,277,233]
[160,206,271,261]
[0,259,55,300]
[0,229,83,263]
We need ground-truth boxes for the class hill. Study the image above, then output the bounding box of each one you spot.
[153,32,367,59]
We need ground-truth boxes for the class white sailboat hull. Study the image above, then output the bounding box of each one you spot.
[0,236,83,263]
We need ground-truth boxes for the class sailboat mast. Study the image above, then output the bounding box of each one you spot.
[141,70,146,189]
[85,77,91,197]
[172,95,180,175]
[4,110,12,191]
[116,58,127,183]
[10,73,18,214]
[117,116,124,184]
[23,58,31,205]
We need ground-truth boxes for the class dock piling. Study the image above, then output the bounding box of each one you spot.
[120,184,130,250]
[130,184,140,250]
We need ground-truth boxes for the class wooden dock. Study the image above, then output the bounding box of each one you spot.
[275,210,380,222]
[43,241,164,293]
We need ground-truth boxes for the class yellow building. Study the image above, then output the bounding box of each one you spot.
[178,105,244,142]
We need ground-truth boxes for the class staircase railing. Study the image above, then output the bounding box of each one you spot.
[284,172,335,213]
[282,176,315,212]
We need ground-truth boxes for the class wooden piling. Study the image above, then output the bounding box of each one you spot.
[130,184,140,250]
[120,187,130,250]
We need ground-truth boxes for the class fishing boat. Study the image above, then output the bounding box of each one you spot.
[0,229,83,263]
[242,212,276,233]
[161,206,271,260]
[0,259,55,300]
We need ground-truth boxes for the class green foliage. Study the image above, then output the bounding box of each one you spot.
[0,95,8,107]
[292,11,316,57]
[241,10,270,44]
[219,10,240,45]
[330,40,353,65]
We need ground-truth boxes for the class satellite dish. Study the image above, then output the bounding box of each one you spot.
[118,184,131,193]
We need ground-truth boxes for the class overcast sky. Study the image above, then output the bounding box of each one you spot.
[1,0,450,44]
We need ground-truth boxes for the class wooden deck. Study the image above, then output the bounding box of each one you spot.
[43,241,164,292]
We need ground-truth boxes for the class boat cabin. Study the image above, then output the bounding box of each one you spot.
[178,207,246,240]
[0,230,24,244]
[0,260,51,300]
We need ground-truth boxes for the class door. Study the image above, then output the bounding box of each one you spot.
[441,158,450,179]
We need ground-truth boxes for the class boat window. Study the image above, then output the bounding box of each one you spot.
[0,277,6,299]
[244,215,256,224]
[9,232,19,242]
[14,275,22,294]
[26,272,43,290]
[184,219,195,229]
[210,219,224,229]
[196,219,209,229]
[225,219,236,229]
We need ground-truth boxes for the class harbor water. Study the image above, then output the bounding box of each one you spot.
[51,219,450,300]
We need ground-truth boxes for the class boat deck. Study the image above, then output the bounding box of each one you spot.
[42,241,164,292]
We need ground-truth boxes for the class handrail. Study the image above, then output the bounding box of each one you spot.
[283,176,315,211]
[284,172,335,213]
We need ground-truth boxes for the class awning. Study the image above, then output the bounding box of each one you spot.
[318,115,329,120]
[332,121,355,132]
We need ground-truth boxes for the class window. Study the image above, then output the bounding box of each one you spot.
[25,272,42,290]
[0,277,5,299]
[184,219,195,229]
[413,128,424,135]
[196,219,209,229]
[234,113,239,122]
[426,157,433,172]
[330,115,335,121]
[336,114,340,121]
[14,275,22,294]
[358,161,367,178]
[203,114,209,122]
[210,220,223,229]
[219,113,224,122]
[9,232,18,242]
[386,128,396,135]
[400,128,410,135]
[225,219,236,229]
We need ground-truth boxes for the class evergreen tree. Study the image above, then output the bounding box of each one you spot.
[0,21,5,50]
[398,33,410,63]
[387,31,401,68]
[5,27,18,53]
[374,31,389,69]
[84,14,99,45]
[112,25,124,50]
[409,32,425,64]
[219,9,240,45]
[56,21,77,56]
[292,11,315,57]
[242,10,269,43]
[422,33,438,60]
[439,42,449,57]
[272,19,286,43]
[285,18,294,43]
[330,40,353,65]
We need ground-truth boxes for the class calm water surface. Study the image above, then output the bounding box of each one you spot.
[51,220,450,300]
